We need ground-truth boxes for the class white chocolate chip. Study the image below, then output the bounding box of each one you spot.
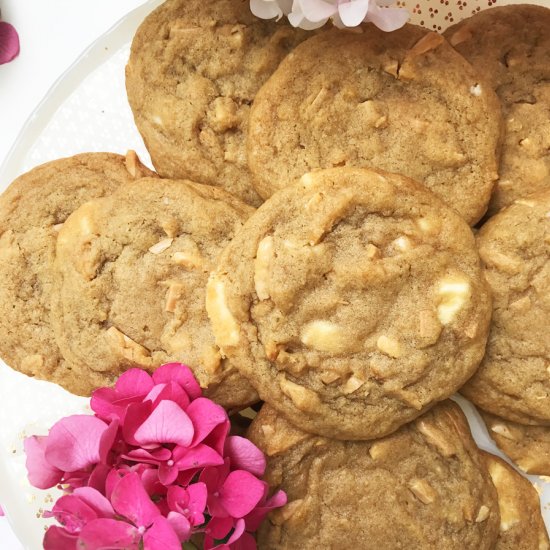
[106,327,153,365]
[376,335,402,358]
[53,223,64,232]
[261,424,275,438]
[201,345,222,374]
[205,277,240,348]
[172,251,204,270]
[417,420,456,457]
[279,376,321,411]
[301,320,349,354]
[165,282,185,313]
[514,198,537,207]
[469,84,482,97]
[254,236,274,301]
[475,505,490,523]
[418,309,443,342]
[436,274,471,325]
[342,375,365,395]
[300,173,316,188]
[148,238,173,255]
[366,243,381,259]
[490,424,518,441]
[391,236,412,252]
[152,115,163,125]
[409,479,437,504]
[320,371,341,384]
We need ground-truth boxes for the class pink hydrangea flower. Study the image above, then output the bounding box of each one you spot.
[0,20,19,65]
[250,0,409,31]
[25,364,285,549]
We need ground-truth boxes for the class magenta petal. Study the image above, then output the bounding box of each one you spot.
[233,531,257,550]
[88,463,111,494]
[226,518,246,544]
[111,472,160,528]
[115,368,154,396]
[134,401,194,447]
[143,516,181,550]
[73,487,115,519]
[0,22,20,65]
[202,420,231,457]
[24,436,63,489]
[99,418,119,463]
[152,363,202,399]
[78,518,140,549]
[166,511,191,542]
[224,436,266,477]
[122,401,153,445]
[43,526,78,550]
[186,398,228,447]
[245,490,287,532]
[174,443,224,471]
[146,381,191,411]
[158,461,179,486]
[45,415,108,471]
[219,471,266,518]
[49,495,98,534]
[207,516,234,539]
[187,482,208,519]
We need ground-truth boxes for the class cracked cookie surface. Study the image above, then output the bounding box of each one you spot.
[126,0,311,206]
[207,168,491,439]
[248,401,500,550]
[51,178,258,407]
[247,24,501,225]
[462,191,550,425]
[445,5,550,214]
[0,152,154,394]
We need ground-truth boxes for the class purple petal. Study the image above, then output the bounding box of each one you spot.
[73,487,115,519]
[338,0,370,26]
[152,363,202,399]
[224,436,266,477]
[0,22,19,65]
[133,401,194,447]
[166,511,191,542]
[142,516,181,550]
[364,4,409,31]
[24,436,63,489]
[78,518,140,549]
[186,398,228,447]
[111,472,160,528]
[174,444,224,471]
[219,471,266,518]
[43,526,78,550]
[45,415,109,472]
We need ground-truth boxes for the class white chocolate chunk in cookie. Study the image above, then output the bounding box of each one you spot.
[106,326,153,366]
[475,505,490,523]
[417,420,456,457]
[254,236,274,301]
[342,375,366,395]
[376,335,402,358]
[172,250,204,269]
[165,282,185,313]
[409,479,437,504]
[148,238,173,254]
[436,274,471,325]
[301,320,349,354]
[279,375,321,411]
[391,236,412,252]
[206,277,240,348]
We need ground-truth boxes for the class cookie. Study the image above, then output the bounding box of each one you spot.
[51,178,258,407]
[0,152,154,391]
[247,25,502,225]
[247,401,500,550]
[126,0,311,207]
[461,190,550,425]
[445,6,550,214]
[482,452,549,550]
[482,412,550,477]
[207,167,492,440]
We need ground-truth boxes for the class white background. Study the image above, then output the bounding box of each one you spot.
[0,2,146,546]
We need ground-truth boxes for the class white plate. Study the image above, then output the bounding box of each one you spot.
[0,1,548,548]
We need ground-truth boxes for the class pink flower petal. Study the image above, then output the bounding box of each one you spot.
[43,526,78,550]
[122,402,153,446]
[244,489,287,531]
[73,487,115,519]
[133,401,194,447]
[152,363,202,400]
[166,511,191,542]
[47,494,98,534]
[88,463,111,494]
[141,468,167,499]
[111,472,160,528]
[45,415,109,472]
[78,518,140,549]
[115,368,155,396]
[186,398,228,447]
[299,0,337,22]
[158,461,179,486]
[142,516,181,550]
[206,516,234,540]
[232,531,257,550]
[187,482,208,521]
[98,418,119,463]
[0,22,20,65]
[219,471,266,518]
[338,0,370,26]
[224,436,266,477]
[24,436,63,489]
[365,3,409,31]
[226,518,246,544]
[145,381,190,411]
[174,443,224,471]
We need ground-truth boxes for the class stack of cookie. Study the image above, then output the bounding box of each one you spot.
[0,0,548,547]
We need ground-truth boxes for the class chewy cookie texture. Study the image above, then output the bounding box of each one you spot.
[248,402,500,550]
[207,168,492,440]
[126,0,311,207]
[0,152,154,393]
[445,5,550,214]
[51,178,258,408]
[247,24,502,225]
[461,190,550,426]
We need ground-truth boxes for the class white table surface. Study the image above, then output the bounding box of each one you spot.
[0,2,146,546]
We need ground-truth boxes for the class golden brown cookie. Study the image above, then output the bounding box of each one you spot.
[207,167,492,440]
[482,452,549,550]
[248,401,500,550]
[247,24,502,225]
[461,190,550,425]
[51,178,258,407]
[0,152,154,391]
[483,412,550,477]
[445,5,550,214]
[126,0,312,206]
